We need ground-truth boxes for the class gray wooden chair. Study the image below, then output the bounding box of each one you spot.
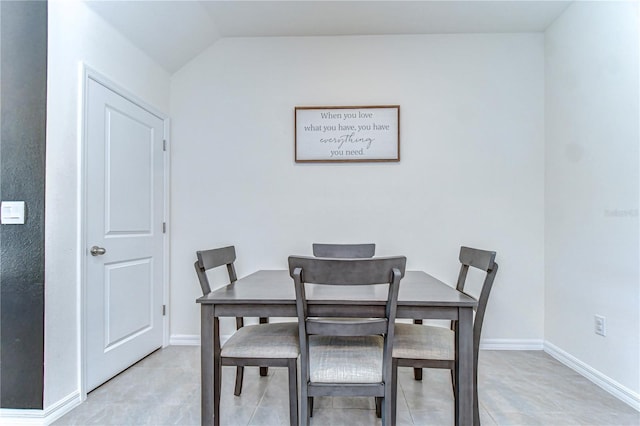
[312,243,376,258]
[195,246,299,425]
[312,242,382,416]
[391,246,498,425]
[289,255,406,426]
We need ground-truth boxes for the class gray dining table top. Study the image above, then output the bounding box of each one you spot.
[197,269,477,308]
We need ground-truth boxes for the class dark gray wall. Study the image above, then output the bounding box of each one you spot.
[0,0,47,409]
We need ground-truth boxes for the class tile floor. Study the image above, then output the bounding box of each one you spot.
[53,346,639,425]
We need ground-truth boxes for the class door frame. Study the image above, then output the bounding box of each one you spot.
[78,64,170,398]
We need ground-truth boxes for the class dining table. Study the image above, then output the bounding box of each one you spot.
[197,269,478,426]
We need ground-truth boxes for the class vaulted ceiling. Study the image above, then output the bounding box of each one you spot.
[86,1,571,74]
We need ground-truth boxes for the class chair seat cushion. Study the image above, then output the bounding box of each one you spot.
[393,323,454,360]
[309,335,383,383]
[221,322,299,358]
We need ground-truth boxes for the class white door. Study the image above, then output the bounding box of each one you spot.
[85,77,165,391]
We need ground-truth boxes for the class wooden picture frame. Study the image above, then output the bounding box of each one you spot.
[295,105,400,163]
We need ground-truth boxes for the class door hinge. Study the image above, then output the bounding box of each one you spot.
[162,305,166,316]
[162,222,167,233]
[163,139,167,151]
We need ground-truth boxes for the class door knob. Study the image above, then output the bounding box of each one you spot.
[90,246,107,256]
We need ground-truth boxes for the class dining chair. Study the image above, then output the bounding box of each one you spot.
[289,255,406,426]
[312,242,382,416]
[195,246,299,425]
[391,246,498,425]
[312,243,376,258]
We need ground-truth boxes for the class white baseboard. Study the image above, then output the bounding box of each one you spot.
[43,390,83,425]
[0,390,82,426]
[169,334,200,346]
[0,409,43,426]
[480,338,544,350]
[544,341,640,412]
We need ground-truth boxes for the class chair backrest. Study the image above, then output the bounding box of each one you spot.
[455,246,499,353]
[289,256,406,383]
[312,243,376,259]
[194,246,237,296]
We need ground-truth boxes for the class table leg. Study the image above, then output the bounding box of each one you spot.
[201,305,217,426]
[455,307,474,425]
[214,317,221,426]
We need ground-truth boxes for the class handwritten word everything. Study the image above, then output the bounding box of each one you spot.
[320,132,374,149]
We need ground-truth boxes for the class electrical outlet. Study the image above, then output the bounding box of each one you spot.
[594,315,606,336]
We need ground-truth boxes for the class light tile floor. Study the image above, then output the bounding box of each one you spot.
[53,346,639,425]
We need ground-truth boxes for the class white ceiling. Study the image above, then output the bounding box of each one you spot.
[86,0,572,74]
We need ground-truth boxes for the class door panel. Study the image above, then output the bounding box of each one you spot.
[104,258,153,350]
[85,78,164,391]
[106,107,154,233]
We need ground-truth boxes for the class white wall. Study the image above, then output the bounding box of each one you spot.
[41,1,640,415]
[45,0,170,409]
[545,1,640,399]
[170,34,545,343]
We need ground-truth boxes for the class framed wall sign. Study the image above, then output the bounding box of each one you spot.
[295,105,400,163]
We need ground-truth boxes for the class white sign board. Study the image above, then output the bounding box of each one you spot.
[295,106,400,163]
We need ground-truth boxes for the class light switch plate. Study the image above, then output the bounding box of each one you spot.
[1,201,26,224]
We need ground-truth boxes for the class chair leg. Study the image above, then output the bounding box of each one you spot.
[287,359,298,426]
[413,319,424,381]
[380,396,387,426]
[300,394,310,426]
[473,364,480,426]
[413,367,422,381]
[391,359,398,425]
[233,316,247,395]
[474,386,480,426]
[233,366,244,396]
[259,317,269,376]
[382,359,397,426]
[375,397,382,418]
[214,357,222,426]
[450,369,455,394]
